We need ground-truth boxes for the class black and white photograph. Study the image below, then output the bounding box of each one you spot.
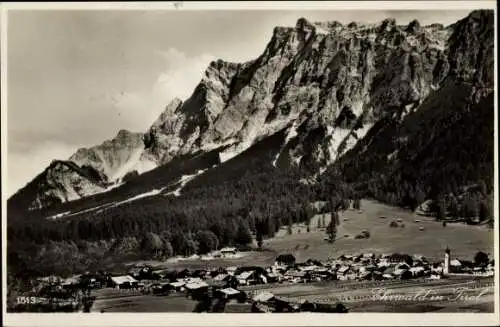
[1,1,498,326]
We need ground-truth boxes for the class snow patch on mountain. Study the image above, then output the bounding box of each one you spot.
[47,211,71,220]
[48,202,112,220]
[110,188,165,207]
[92,182,125,196]
[165,169,208,197]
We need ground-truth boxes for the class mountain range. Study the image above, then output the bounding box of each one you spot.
[8,10,494,222]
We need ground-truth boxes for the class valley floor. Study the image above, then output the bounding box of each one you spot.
[127,199,493,270]
[88,199,495,313]
[90,275,494,313]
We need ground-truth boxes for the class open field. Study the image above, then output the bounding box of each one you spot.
[91,288,252,312]
[241,275,494,307]
[92,199,495,313]
[91,288,197,312]
[126,199,493,270]
[91,276,494,313]
[265,199,493,263]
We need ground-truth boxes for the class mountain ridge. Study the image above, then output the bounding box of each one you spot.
[6,10,495,279]
[8,10,494,214]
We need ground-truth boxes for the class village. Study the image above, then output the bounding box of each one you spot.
[10,244,494,313]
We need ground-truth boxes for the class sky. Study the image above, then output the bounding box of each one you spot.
[5,8,475,196]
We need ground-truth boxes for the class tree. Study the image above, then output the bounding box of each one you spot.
[256,232,263,249]
[159,230,172,243]
[448,196,459,220]
[287,216,293,235]
[184,233,199,256]
[352,198,361,210]
[196,230,219,255]
[305,207,313,232]
[255,219,269,249]
[255,219,265,249]
[235,219,252,245]
[462,195,479,220]
[479,199,491,222]
[339,198,350,211]
[326,218,337,243]
[170,232,190,256]
[478,179,487,195]
[474,251,489,267]
[163,241,174,258]
[333,211,340,226]
[414,187,426,208]
[266,217,276,238]
[140,232,164,258]
[435,196,446,221]
[328,197,339,214]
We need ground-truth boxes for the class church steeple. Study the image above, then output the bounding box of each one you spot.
[444,246,451,275]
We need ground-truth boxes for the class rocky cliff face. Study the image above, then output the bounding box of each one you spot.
[8,10,494,211]
[69,129,146,182]
[332,10,494,200]
[10,160,109,211]
[9,129,145,210]
[142,16,455,173]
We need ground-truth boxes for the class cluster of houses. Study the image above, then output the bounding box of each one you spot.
[15,248,493,313]
[72,250,494,294]
[266,251,494,283]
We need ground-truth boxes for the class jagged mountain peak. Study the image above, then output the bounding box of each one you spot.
[116,128,137,138]
[151,97,184,128]
[380,17,397,29]
[295,17,316,32]
[406,19,421,33]
[9,10,494,211]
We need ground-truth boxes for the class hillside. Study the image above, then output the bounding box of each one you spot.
[10,13,468,210]
[6,10,495,278]
[330,10,494,214]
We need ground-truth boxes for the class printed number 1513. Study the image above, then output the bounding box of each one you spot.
[16,296,38,304]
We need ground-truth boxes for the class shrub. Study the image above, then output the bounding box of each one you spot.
[474,251,489,267]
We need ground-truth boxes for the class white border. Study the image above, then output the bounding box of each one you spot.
[0,1,498,10]
[1,2,9,323]
[1,1,498,326]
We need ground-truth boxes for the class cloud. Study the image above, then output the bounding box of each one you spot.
[112,48,215,130]
[151,49,215,113]
[7,48,215,196]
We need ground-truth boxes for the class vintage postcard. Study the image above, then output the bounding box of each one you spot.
[1,1,498,326]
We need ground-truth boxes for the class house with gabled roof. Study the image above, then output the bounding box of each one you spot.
[110,275,138,289]
[236,270,256,286]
